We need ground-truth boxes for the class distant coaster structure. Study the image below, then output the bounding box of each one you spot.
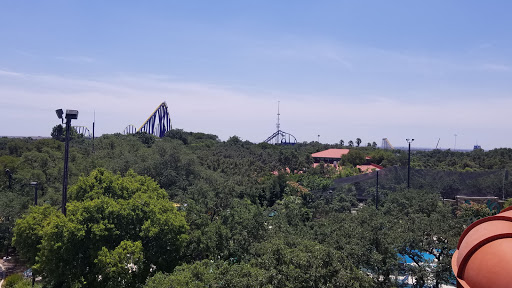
[72,126,92,138]
[124,102,172,138]
[263,101,297,145]
[381,138,394,150]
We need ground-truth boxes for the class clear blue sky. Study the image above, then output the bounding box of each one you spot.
[1,1,511,149]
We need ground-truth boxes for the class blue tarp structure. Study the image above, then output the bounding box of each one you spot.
[400,252,436,264]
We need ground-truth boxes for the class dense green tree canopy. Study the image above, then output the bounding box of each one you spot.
[3,129,512,287]
[13,169,188,288]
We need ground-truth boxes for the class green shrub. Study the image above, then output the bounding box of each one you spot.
[4,274,23,288]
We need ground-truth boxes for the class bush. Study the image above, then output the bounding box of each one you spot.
[4,274,23,288]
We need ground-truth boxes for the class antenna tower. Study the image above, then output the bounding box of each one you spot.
[263,101,297,145]
[276,101,280,143]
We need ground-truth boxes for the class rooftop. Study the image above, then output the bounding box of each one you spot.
[311,149,350,159]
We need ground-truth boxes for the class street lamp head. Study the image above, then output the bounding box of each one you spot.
[30,181,38,186]
[56,109,64,119]
[65,109,79,120]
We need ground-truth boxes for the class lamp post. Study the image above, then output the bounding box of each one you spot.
[317,134,320,143]
[375,170,379,209]
[406,138,414,189]
[56,109,78,216]
[5,169,12,189]
[30,181,38,206]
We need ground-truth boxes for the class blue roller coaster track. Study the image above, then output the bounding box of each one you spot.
[264,130,297,145]
[137,102,172,138]
[123,124,137,135]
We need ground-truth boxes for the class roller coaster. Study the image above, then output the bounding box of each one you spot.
[66,102,172,139]
[124,102,172,138]
[263,101,297,145]
[381,138,394,150]
[72,126,92,138]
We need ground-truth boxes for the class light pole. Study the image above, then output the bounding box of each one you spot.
[30,182,38,206]
[317,134,320,143]
[5,169,12,189]
[56,109,78,216]
[406,138,414,189]
[454,134,457,151]
[375,171,379,209]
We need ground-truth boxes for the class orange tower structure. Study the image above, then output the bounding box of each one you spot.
[452,206,512,287]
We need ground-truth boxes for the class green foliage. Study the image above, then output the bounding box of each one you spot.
[135,132,156,147]
[13,169,188,287]
[504,198,512,208]
[51,124,79,142]
[95,240,145,288]
[341,149,366,166]
[165,129,219,145]
[3,275,43,288]
[5,129,512,287]
[51,124,65,141]
[146,238,373,288]
[145,260,269,288]
[456,203,494,224]
[4,274,24,288]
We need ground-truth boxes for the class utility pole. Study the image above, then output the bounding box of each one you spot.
[92,110,95,153]
[375,171,379,209]
[406,139,414,189]
[30,182,38,206]
[5,169,12,189]
[503,169,509,200]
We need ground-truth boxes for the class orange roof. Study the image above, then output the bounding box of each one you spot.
[311,149,350,159]
[356,164,383,173]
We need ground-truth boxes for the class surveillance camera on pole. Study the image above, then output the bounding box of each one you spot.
[56,108,78,216]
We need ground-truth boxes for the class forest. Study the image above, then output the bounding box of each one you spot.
[2,129,512,287]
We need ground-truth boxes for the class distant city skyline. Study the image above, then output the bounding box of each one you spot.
[1,1,512,149]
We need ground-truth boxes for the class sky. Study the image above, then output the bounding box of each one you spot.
[1,1,512,150]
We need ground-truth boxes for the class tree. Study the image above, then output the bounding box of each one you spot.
[356,138,362,147]
[50,124,79,142]
[348,140,354,147]
[249,238,374,288]
[50,124,65,141]
[144,260,269,288]
[135,132,156,147]
[13,168,189,287]
[341,149,366,166]
[372,142,377,149]
[339,139,344,146]
[226,135,243,146]
[164,129,189,145]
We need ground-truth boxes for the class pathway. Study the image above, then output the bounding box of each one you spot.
[0,262,4,287]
